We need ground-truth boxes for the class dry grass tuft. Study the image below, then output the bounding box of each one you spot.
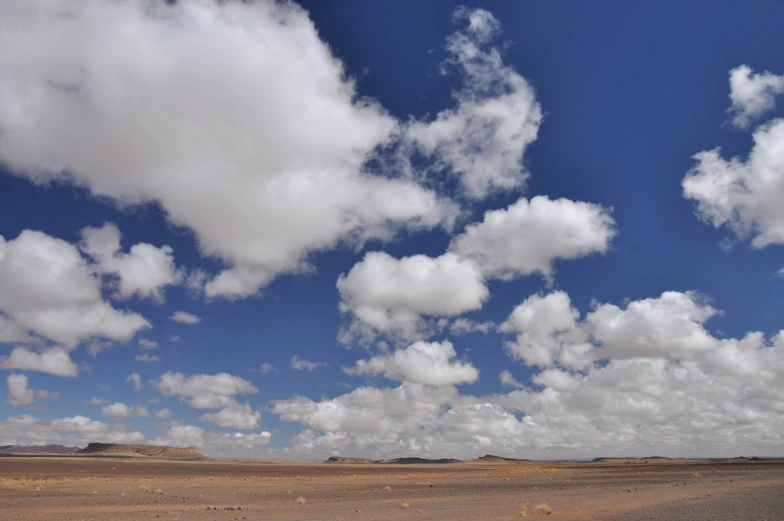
[153,488,162,495]
[384,486,391,492]
[692,472,702,478]
[138,485,150,492]
[401,501,409,509]
[533,486,538,490]
[534,503,553,515]
[296,496,306,504]
[519,504,528,517]
[92,490,98,495]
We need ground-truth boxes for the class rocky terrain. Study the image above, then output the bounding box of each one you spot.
[0,456,781,520]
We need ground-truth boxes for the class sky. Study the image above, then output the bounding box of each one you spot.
[1,0,784,460]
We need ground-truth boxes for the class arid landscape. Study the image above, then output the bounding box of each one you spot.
[0,446,782,520]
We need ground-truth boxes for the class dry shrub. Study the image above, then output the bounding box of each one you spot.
[565,478,571,484]
[692,472,702,478]
[296,496,306,504]
[534,504,553,515]
[533,486,538,491]
[384,486,391,492]
[153,488,162,495]
[519,504,528,517]
[92,490,98,495]
[401,502,409,509]
[138,485,150,492]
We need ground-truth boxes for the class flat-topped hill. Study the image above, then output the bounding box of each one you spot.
[78,443,205,459]
[325,456,461,464]
[473,454,533,463]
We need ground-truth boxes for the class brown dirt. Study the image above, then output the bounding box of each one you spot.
[0,456,781,520]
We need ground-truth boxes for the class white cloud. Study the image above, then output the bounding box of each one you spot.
[346,340,479,387]
[154,408,172,419]
[151,423,272,456]
[101,402,149,420]
[151,424,205,448]
[586,291,720,359]
[0,315,30,343]
[0,0,455,300]
[86,396,109,405]
[154,371,258,409]
[451,196,616,281]
[199,402,261,430]
[273,290,784,459]
[0,414,144,447]
[0,347,79,377]
[337,252,488,345]
[258,363,277,374]
[138,339,159,350]
[290,356,328,371]
[134,352,160,362]
[499,370,524,389]
[273,382,459,446]
[126,372,142,391]
[80,222,182,301]
[500,291,590,369]
[169,311,201,325]
[500,290,723,369]
[101,403,129,420]
[404,8,542,199]
[728,65,784,129]
[0,414,145,446]
[51,415,111,434]
[0,230,149,348]
[6,374,59,406]
[683,119,784,248]
[449,318,495,335]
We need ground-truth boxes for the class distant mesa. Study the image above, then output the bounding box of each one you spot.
[474,454,533,463]
[325,454,538,464]
[325,456,461,464]
[0,444,81,455]
[78,443,206,459]
[324,457,375,464]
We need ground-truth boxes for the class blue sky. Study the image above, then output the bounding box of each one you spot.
[1,0,784,459]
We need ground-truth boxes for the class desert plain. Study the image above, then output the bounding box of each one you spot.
[0,453,782,521]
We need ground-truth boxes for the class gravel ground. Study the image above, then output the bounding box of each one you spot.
[615,485,784,521]
[1,457,782,520]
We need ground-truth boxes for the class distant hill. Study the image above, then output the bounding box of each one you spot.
[472,454,533,463]
[78,443,206,459]
[0,444,81,455]
[324,457,375,464]
[325,456,461,464]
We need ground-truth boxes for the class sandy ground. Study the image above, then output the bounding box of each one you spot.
[0,457,782,520]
